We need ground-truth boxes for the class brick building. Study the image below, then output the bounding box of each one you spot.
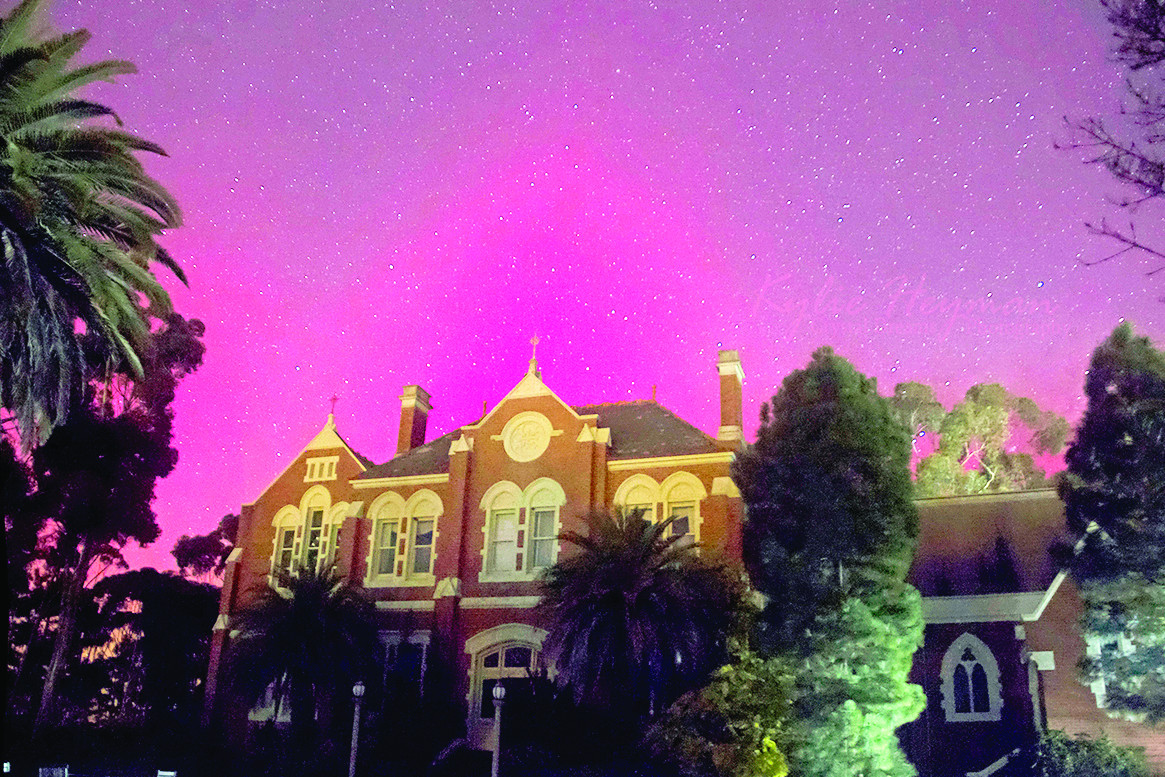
[204,350,1163,774]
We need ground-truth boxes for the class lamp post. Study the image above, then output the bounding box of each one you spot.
[490,683,506,777]
[348,680,365,777]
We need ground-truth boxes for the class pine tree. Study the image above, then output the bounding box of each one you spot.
[1060,322,1165,724]
[733,347,924,776]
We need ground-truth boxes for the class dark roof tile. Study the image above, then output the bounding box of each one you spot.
[572,400,722,459]
[357,431,456,479]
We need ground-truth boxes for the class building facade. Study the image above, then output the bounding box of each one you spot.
[204,350,1163,774]
[205,349,746,751]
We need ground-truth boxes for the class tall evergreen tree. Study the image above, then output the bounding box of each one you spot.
[733,347,924,777]
[1060,322,1165,724]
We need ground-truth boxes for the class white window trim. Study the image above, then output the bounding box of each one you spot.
[379,629,431,692]
[268,486,346,581]
[940,632,1004,722]
[660,471,708,544]
[403,489,442,585]
[615,472,708,544]
[362,490,442,588]
[364,492,407,587]
[478,478,565,583]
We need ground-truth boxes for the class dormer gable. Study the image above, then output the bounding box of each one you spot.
[245,414,370,506]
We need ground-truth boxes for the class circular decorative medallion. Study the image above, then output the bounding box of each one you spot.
[502,412,552,462]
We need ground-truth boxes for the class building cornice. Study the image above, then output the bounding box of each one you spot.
[607,450,735,471]
[353,472,450,490]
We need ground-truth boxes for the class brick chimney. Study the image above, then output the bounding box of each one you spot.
[716,350,744,443]
[397,385,431,455]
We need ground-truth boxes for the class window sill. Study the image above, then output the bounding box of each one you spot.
[364,574,436,589]
[478,570,549,584]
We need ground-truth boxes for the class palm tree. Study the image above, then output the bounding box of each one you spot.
[228,568,381,749]
[0,0,184,447]
[539,509,742,725]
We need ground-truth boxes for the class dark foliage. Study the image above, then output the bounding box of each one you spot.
[733,346,917,654]
[1061,322,1165,584]
[1060,322,1165,724]
[173,512,239,579]
[227,567,382,754]
[539,509,743,727]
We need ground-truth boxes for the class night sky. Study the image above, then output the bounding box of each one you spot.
[45,0,1163,569]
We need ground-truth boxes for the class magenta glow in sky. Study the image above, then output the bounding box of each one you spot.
[47,0,1163,568]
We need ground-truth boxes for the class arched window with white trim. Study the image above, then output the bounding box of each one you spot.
[479,479,565,580]
[404,490,442,581]
[269,486,342,577]
[365,492,406,584]
[614,474,661,523]
[940,633,1003,722]
[480,481,523,578]
[660,472,708,545]
[524,478,566,572]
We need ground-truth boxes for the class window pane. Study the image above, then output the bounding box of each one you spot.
[412,518,434,574]
[483,650,500,668]
[376,522,397,576]
[971,664,990,712]
[533,509,556,537]
[491,510,518,572]
[481,679,498,718]
[414,519,434,547]
[531,538,553,568]
[627,504,653,522]
[412,547,431,575]
[504,646,532,668]
[954,665,971,713]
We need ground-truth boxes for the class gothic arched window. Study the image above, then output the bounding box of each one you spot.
[940,633,1003,722]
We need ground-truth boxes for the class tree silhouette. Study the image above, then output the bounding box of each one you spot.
[539,508,741,727]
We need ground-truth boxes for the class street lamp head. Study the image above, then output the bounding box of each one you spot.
[353,681,365,699]
[492,683,506,702]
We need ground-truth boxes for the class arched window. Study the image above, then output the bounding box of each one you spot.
[614,474,661,522]
[479,479,566,581]
[365,492,406,584]
[480,481,523,578]
[524,478,565,572]
[940,633,1003,722]
[660,472,708,545]
[404,490,442,580]
[269,486,342,577]
[363,490,442,586]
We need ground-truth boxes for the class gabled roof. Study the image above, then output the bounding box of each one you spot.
[571,400,722,460]
[246,414,369,505]
[909,489,1068,597]
[357,430,456,479]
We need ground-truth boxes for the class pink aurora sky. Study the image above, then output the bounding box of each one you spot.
[43,0,1164,570]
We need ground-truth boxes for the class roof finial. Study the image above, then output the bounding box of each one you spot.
[328,394,339,423]
[528,335,541,378]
